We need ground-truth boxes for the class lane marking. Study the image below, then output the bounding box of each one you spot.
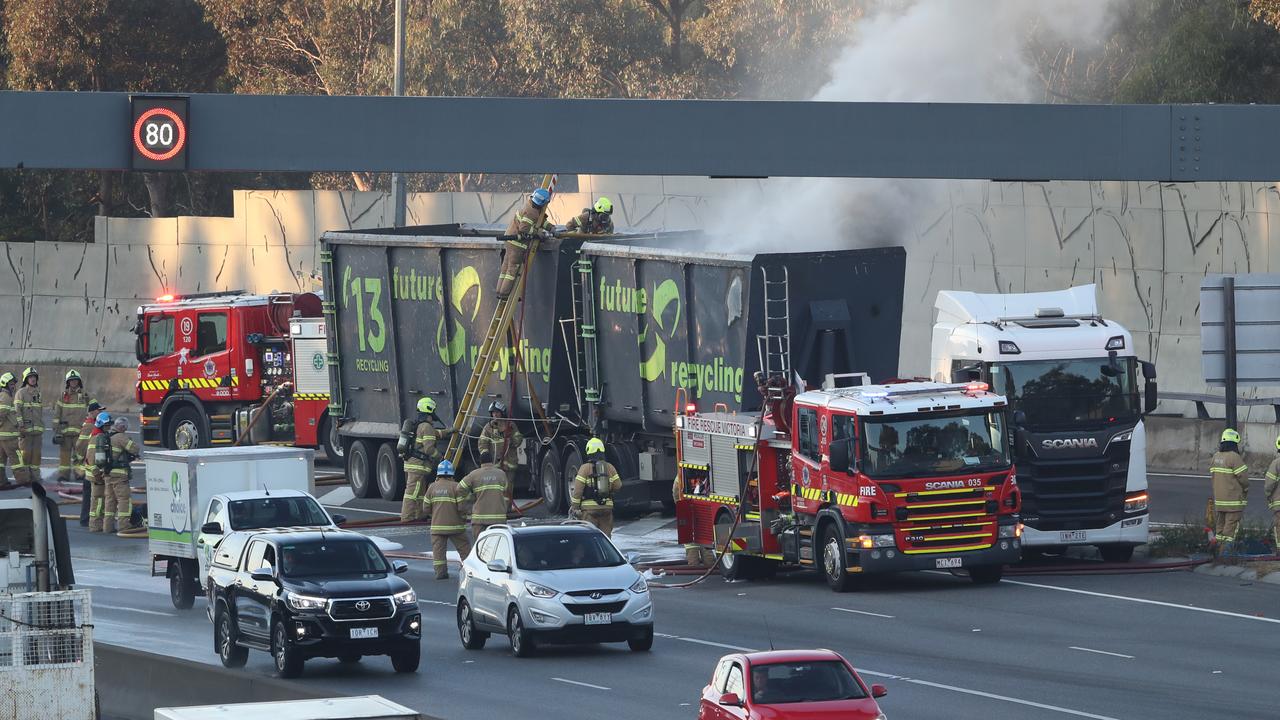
[1005,579,1280,625]
[552,677,611,691]
[418,599,453,607]
[96,604,175,617]
[657,633,1118,719]
[832,608,895,619]
[1069,646,1134,659]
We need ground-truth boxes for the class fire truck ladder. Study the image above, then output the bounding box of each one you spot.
[570,252,602,424]
[442,174,557,466]
[755,265,792,399]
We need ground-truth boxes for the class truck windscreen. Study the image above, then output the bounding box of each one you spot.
[859,409,1010,479]
[991,357,1138,429]
[229,497,330,530]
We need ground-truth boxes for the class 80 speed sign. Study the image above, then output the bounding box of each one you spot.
[130,96,189,171]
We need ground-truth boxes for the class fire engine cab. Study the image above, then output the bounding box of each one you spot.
[675,376,1023,591]
[133,291,339,459]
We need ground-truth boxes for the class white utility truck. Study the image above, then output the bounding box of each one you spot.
[931,285,1156,562]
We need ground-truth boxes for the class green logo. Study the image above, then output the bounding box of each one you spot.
[640,279,681,382]
[170,470,181,499]
[437,266,481,365]
[311,352,325,371]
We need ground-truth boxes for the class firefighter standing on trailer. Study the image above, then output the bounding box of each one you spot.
[13,368,43,485]
[571,438,621,537]
[53,370,92,482]
[424,460,472,579]
[1210,428,1249,553]
[565,197,615,234]
[459,449,511,537]
[0,373,20,489]
[103,416,141,534]
[497,188,553,299]
[1264,435,1280,546]
[479,401,523,487]
[400,397,449,522]
[86,411,111,532]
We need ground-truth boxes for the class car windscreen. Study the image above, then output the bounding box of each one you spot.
[228,497,330,530]
[750,661,866,705]
[280,539,388,577]
[513,532,625,571]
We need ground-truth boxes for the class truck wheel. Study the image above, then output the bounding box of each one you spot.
[347,439,376,499]
[1098,544,1135,563]
[169,559,196,610]
[167,405,207,450]
[540,446,565,513]
[719,549,756,581]
[320,414,344,463]
[375,442,405,501]
[969,565,1004,584]
[560,444,584,516]
[821,525,858,593]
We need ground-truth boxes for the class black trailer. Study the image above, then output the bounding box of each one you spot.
[320,225,905,511]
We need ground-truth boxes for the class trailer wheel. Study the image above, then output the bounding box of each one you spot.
[375,442,405,501]
[822,525,858,593]
[347,439,377,498]
[540,445,566,513]
[320,414,344,463]
[560,443,584,516]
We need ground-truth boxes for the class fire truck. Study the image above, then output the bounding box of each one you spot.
[675,376,1023,590]
[133,291,340,460]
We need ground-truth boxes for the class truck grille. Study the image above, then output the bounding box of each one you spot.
[563,601,627,616]
[898,521,995,552]
[1021,454,1127,530]
[894,485,996,521]
[329,597,394,621]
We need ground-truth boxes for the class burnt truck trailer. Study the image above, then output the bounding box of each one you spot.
[320,225,906,512]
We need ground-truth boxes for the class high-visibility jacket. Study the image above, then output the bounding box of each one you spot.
[0,389,18,440]
[1264,457,1280,511]
[73,416,96,467]
[54,389,91,436]
[108,431,140,477]
[459,464,511,524]
[572,460,621,509]
[404,420,444,474]
[14,385,42,435]
[424,478,467,535]
[1210,450,1249,511]
[565,209,614,235]
[504,198,552,239]
[479,419,523,473]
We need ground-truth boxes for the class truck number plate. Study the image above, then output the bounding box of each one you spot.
[1060,530,1087,543]
[350,627,379,639]
[584,612,612,626]
[935,558,963,569]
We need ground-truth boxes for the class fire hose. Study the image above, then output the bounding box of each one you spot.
[234,382,292,446]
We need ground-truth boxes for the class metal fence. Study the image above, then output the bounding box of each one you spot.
[0,590,96,719]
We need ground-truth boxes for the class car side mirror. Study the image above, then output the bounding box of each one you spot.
[829,439,851,474]
[1013,410,1027,427]
[718,692,742,707]
[250,567,275,582]
[393,560,409,574]
[487,558,510,574]
[626,552,639,566]
[331,514,347,526]
[871,683,888,698]
[200,521,222,535]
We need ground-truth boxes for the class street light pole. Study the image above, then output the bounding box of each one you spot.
[390,0,407,227]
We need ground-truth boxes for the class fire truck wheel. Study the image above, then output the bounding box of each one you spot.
[822,525,858,593]
[167,405,207,450]
[347,439,377,498]
[376,442,406,501]
[968,565,1004,584]
[719,549,755,581]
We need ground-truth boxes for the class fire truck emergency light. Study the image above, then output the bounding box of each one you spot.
[156,293,175,302]
[685,403,697,414]
[964,382,989,393]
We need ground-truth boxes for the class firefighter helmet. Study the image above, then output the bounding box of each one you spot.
[113,417,128,432]
[1275,434,1280,451]
[594,197,613,214]
[417,397,436,414]
[65,369,82,385]
[95,412,112,428]
[1221,428,1241,444]
[0,372,13,388]
[436,459,455,477]
[585,437,606,456]
[488,400,507,416]
[531,188,552,208]
[21,367,37,384]
[88,400,103,414]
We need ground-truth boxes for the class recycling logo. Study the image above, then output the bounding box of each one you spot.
[639,279,681,382]
[170,470,181,499]
[437,266,481,366]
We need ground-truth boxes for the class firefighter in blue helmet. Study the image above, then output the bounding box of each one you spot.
[497,188,553,299]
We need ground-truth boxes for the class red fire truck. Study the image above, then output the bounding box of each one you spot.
[133,291,340,459]
[675,376,1023,590]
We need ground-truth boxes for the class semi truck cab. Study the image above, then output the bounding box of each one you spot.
[931,285,1156,562]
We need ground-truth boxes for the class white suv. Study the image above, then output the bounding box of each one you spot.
[456,521,654,657]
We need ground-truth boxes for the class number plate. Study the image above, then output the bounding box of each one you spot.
[935,557,963,569]
[584,612,612,626]
[350,627,379,639]
[1060,530,1088,543]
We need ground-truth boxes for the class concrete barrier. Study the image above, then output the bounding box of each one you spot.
[4,364,139,419]
[1146,415,1280,473]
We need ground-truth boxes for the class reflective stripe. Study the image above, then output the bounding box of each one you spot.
[1235,465,1249,474]
[471,514,507,521]
[431,525,466,533]
[429,496,461,504]
[1210,467,1235,473]
[468,484,507,493]
[505,238,528,250]
[1267,472,1279,481]
[1270,501,1280,509]
[1214,500,1247,508]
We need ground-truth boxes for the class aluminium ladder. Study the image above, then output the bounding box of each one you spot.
[755,265,793,400]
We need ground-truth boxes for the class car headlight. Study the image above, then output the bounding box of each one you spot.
[393,589,417,606]
[524,581,558,598]
[856,534,895,549]
[286,593,326,611]
[1124,492,1148,513]
[629,576,648,594]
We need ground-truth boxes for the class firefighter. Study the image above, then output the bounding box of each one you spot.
[103,416,141,534]
[570,437,621,537]
[497,187,553,299]
[1209,428,1249,554]
[1265,435,1280,547]
[478,401,523,488]
[85,411,111,532]
[459,449,511,537]
[13,367,43,485]
[423,459,472,580]
[73,400,103,526]
[400,397,450,522]
[0,372,20,489]
[53,369,93,482]
[565,197,615,235]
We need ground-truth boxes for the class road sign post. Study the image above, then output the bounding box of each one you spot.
[1201,274,1280,425]
[1223,276,1237,429]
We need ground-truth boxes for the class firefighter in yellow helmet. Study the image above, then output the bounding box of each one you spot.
[54,369,93,482]
[399,397,450,522]
[497,187,553,299]
[0,372,21,489]
[570,437,622,537]
[1210,428,1249,554]
[1264,435,1280,547]
[459,448,511,538]
[423,460,472,580]
[565,197,615,235]
[13,367,43,485]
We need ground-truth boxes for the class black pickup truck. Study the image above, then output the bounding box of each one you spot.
[206,528,421,677]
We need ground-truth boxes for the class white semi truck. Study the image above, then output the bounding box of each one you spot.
[931,285,1156,562]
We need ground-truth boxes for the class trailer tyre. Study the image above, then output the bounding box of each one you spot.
[560,444,585,515]
[540,446,566,513]
[822,525,858,593]
[167,405,207,451]
[169,559,196,610]
[320,414,344,463]
[376,442,405,501]
[347,439,377,499]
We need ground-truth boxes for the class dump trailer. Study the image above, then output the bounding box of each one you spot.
[320,225,906,511]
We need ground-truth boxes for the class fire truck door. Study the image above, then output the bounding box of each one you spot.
[188,311,230,392]
[792,406,821,512]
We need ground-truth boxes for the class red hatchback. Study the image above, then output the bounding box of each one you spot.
[698,649,887,720]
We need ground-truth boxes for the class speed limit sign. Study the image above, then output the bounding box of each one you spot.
[130,96,189,171]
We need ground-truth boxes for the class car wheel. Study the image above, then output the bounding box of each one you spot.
[347,439,376,499]
[320,414,344,463]
[170,560,196,610]
[822,525,857,593]
[540,446,565,514]
[969,565,1004,584]
[272,619,305,678]
[338,653,361,664]
[167,405,207,450]
[376,442,405,501]
[391,642,421,673]
[1098,544,1135,563]
[628,626,654,652]
[508,607,536,658]
[458,599,488,650]
[215,608,247,669]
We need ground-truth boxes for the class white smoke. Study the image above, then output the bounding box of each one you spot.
[713,0,1115,253]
